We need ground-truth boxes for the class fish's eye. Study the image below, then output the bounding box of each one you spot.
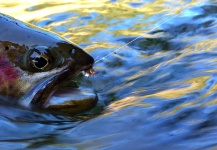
[32,55,48,69]
[28,46,52,71]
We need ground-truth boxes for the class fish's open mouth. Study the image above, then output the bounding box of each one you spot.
[21,64,97,114]
[46,66,97,114]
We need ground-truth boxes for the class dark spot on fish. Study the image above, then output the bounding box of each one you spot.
[5,46,9,50]
[9,85,13,91]
[27,35,31,39]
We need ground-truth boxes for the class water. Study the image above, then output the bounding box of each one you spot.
[1,0,217,149]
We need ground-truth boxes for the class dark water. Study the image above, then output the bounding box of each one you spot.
[1,0,217,149]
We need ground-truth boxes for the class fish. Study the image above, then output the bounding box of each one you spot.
[0,13,97,114]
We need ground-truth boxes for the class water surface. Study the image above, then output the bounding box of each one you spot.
[1,0,217,149]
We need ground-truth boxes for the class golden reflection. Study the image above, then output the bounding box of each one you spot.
[203,98,217,107]
[157,101,197,117]
[146,76,210,99]
[84,43,118,52]
[108,76,209,113]
[108,73,207,113]
[107,96,153,111]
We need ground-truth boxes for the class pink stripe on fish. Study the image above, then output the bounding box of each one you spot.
[0,56,19,85]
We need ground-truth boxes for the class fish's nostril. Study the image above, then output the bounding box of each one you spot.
[5,46,9,50]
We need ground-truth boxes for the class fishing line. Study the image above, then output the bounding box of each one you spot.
[94,2,202,64]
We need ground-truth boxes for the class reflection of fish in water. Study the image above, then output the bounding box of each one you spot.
[0,13,97,114]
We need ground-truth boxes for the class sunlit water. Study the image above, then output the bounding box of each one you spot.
[1,0,217,149]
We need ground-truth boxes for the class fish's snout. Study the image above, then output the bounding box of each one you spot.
[74,47,94,68]
[57,42,94,67]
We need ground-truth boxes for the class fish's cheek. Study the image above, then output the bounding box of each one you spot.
[0,56,22,97]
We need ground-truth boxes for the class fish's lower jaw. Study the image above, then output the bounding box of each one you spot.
[46,87,98,115]
[20,86,98,115]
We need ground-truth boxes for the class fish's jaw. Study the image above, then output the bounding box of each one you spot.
[19,63,79,108]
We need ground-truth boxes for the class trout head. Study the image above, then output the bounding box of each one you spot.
[0,14,95,111]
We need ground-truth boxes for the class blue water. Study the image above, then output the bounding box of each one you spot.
[1,0,217,149]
